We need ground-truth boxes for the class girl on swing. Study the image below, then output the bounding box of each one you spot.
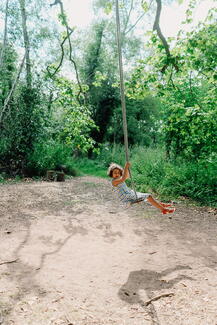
[108,162,175,214]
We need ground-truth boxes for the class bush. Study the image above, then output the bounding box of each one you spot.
[0,84,47,173]
[26,140,78,176]
[131,147,216,206]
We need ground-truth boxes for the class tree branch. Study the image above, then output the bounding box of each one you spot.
[46,31,72,78]
[49,0,85,104]
[144,292,174,306]
[123,0,134,34]
[0,258,19,266]
[153,0,179,72]
[153,0,170,56]
[125,12,145,35]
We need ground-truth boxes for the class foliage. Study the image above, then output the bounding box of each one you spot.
[106,96,162,145]
[80,0,147,144]
[127,21,217,160]
[0,0,60,174]
[0,0,59,60]
[0,82,48,173]
[80,21,119,144]
[80,21,160,146]
[51,76,97,154]
[0,44,17,104]
[96,143,126,167]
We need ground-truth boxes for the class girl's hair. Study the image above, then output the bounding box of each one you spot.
[107,162,123,177]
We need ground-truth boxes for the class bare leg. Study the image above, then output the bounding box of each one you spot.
[147,195,175,214]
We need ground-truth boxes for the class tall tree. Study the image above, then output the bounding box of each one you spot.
[79,0,151,144]
[18,0,31,88]
[81,21,119,143]
[0,0,9,68]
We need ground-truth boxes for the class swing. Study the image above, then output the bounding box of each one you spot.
[115,0,141,205]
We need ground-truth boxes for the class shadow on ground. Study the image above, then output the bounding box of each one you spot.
[118,265,193,324]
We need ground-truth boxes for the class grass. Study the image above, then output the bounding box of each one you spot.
[72,158,106,178]
[0,175,22,184]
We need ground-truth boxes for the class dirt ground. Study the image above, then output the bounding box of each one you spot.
[0,176,217,325]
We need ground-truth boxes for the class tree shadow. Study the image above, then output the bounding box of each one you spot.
[4,217,43,320]
[4,213,87,322]
[118,265,193,324]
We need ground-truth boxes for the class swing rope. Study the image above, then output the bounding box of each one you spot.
[115,0,138,201]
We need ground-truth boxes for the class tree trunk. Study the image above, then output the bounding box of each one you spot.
[18,0,31,88]
[0,0,9,68]
[0,52,26,124]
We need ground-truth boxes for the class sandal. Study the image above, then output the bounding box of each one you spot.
[162,208,176,215]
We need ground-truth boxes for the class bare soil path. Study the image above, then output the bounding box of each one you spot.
[0,176,217,325]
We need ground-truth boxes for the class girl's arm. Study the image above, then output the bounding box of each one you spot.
[112,162,131,186]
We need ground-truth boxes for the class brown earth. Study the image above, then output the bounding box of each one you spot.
[0,176,217,325]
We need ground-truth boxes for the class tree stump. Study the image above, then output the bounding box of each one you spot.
[56,171,65,182]
[46,170,56,181]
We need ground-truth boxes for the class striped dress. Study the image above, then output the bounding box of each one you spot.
[112,180,150,204]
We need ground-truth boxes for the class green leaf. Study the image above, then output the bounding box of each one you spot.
[141,0,149,13]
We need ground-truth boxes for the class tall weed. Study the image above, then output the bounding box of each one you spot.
[130,147,216,206]
[95,145,216,206]
[96,143,126,168]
